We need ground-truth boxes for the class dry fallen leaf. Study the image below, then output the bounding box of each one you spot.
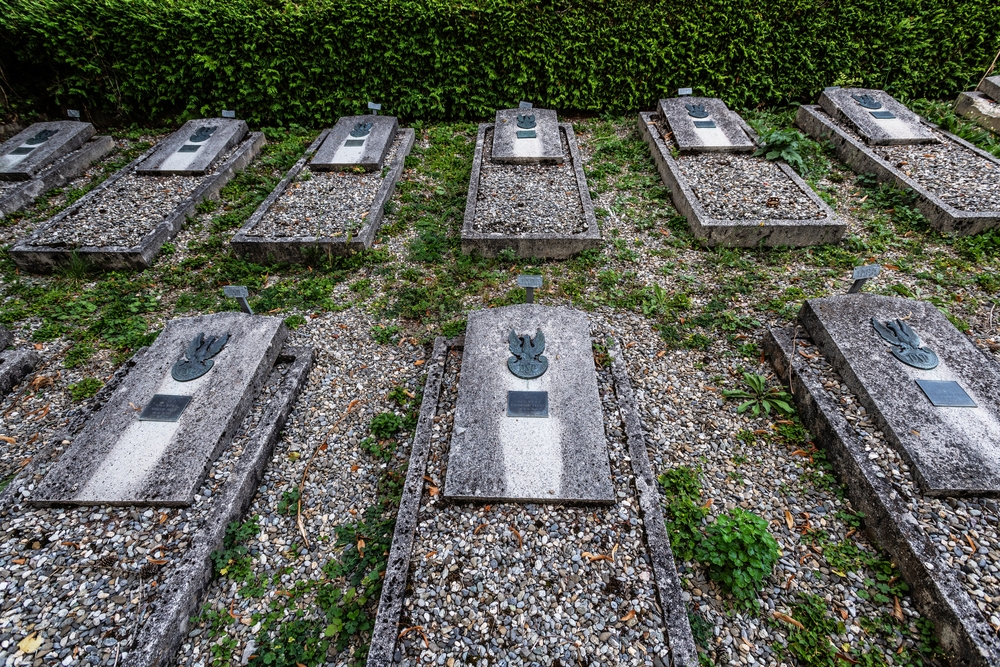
[892,596,904,622]
[357,539,365,558]
[350,464,360,472]
[18,632,42,654]
[772,611,804,630]
[0,435,15,444]
[784,510,795,530]
[473,523,488,535]
[835,652,860,665]
[425,551,437,559]
[656,350,666,358]
[620,609,636,622]
[581,552,613,563]
[429,486,439,496]
[511,526,523,548]
[147,558,168,565]
[838,607,849,620]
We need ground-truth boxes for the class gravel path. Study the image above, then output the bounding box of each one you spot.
[473,128,587,235]
[396,338,668,666]
[245,138,404,238]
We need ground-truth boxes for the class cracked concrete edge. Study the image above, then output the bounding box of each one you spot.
[608,339,699,667]
[638,112,845,248]
[231,128,415,262]
[955,91,1000,136]
[10,133,266,272]
[461,123,602,259]
[367,336,454,667]
[796,105,1000,236]
[764,325,1000,666]
[121,345,315,667]
[0,136,115,219]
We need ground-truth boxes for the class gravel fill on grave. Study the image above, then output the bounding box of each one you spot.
[473,128,587,235]
[0,355,290,667]
[653,118,826,222]
[818,109,1000,213]
[174,310,430,666]
[792,332,1000,628]
[23,145,240,249]
[396,336,668,666]
[245,137,404,238]
[600,311,932,666]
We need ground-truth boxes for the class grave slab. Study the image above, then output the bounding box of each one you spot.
[797,104,1000,235]
[818,88,937,146]
[231,127,415,261]
[982,76,1000,102]
[31,312,287,506]
[491,108,563,164]
[310,115,399,172]
[798,294,1000,496]
[462,122,599,258]
[956,90,1000,134]
[10,132,264,272]
[136,118,248,176]
[0,134,115,219]
[0,121,96,181]
[443,305,613,504]
[638,112,844,246]
[658,97,754,154]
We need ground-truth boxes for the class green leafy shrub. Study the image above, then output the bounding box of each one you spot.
[1,1,996,125]
[695,508,779,605]
[753,128,811,175]
[370,323,400,344]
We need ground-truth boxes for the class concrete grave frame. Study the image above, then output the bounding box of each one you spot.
[0,324,39,397]
[765,326,1000,666]
[461,123,599,259]
[956,89,1000,135]
[9,132,265,272]
[0,135,114,219]
[0,345,314,667]
[638,112,845,247]
[230,127,415,262]
[796,105,1000,236]
[364,337,698,667]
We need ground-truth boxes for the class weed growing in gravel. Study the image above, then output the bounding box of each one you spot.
[696,508,780,606]
[211,515,260,582]
[369,412,402,440]
[658,466,709,562]
[67,377,102,401]
[722,372,794,417]
[370,323,400,344]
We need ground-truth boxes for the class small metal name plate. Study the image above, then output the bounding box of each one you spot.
[516,130,537,139]
[517,274,543,289]
[871,110,896,120]
[139,394,192,422]
[677,87,693,96]
[507,390,549,418]
[10,147,34,155]
[915,380,977,408]
[177,144,201,153]
[344,139,365,147]
[853,264,881,280]
[694,120,717,128]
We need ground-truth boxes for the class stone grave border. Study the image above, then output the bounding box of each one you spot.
[0,135,114,219]
[0,347,313,667]
[765,326,1000,666]
[365,336,698,667]
[9,132,266,272]
[0,348,40,397]
[230,127,415,262]
[461,122,600,259]
[638,111,845,247]
[796,105,1000,236]
[955,91,1000,135]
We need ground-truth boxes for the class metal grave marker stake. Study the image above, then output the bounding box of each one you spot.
[221,110,236,118]
[848,264,881,293]
[915,380,977,408]
[67,109,81,120]
[507,390,549,417]
[677,88,693,96]
[519,101,533,109]
[224,285,253,314]
[368,101,382,115]
[138,394,193,422]
[517,274,543,303]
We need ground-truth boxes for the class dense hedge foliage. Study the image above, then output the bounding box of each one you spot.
[1,0,998,125]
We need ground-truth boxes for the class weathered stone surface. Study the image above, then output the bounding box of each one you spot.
[461,123,599,258]
[765,326,1000,667]
[0,135,115,219]
[658,97,754,154]
[818,88,937,145]
[0,121,95,181]
[0,348,39,397]
[119,346,313,667]
[797,104,1000,236]
[982,76,1000,102]
[444,305,613,504]
[231,128,415,261]
[31,313,287,506]
[799,294,1000,496]
[956,91,1000,134]
[638,112,845,247]
[491,108,563,164]
[136,118,248,176]
[310,115,398,172]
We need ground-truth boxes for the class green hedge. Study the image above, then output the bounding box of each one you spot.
[1,0,998,125]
